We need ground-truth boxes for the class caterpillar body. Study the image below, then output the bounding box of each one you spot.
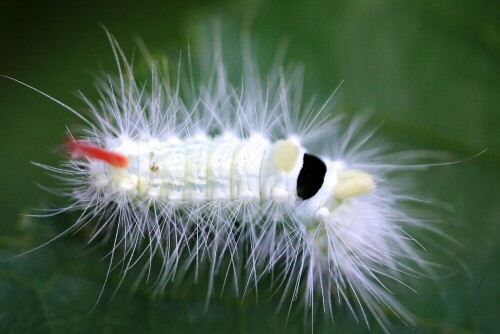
[75,133,370,217]
[18,33,437,332]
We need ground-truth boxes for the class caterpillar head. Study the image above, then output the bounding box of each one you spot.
[296,151,375,221]
[271,138,375,221]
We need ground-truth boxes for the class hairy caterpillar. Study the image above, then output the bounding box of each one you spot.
[7,31,443,332]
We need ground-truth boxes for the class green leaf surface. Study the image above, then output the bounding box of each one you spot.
[0,0,498,333]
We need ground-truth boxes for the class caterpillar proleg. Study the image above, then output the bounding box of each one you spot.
[12,31,445,332]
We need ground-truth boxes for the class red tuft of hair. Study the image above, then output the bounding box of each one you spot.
[65,140,128,168]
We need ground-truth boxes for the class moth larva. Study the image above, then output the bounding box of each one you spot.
[13,32,441,332]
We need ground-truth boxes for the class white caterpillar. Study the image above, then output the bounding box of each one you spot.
[19,32,436,331]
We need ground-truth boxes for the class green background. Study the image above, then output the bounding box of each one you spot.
[0,0,498,333]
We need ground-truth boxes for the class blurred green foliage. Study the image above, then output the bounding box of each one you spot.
[0,0,498,333]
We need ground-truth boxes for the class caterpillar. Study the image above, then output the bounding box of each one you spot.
[10,31,439,332]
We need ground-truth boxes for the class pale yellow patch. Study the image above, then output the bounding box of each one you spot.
[272,139,299,173]
[334,170,375,200]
